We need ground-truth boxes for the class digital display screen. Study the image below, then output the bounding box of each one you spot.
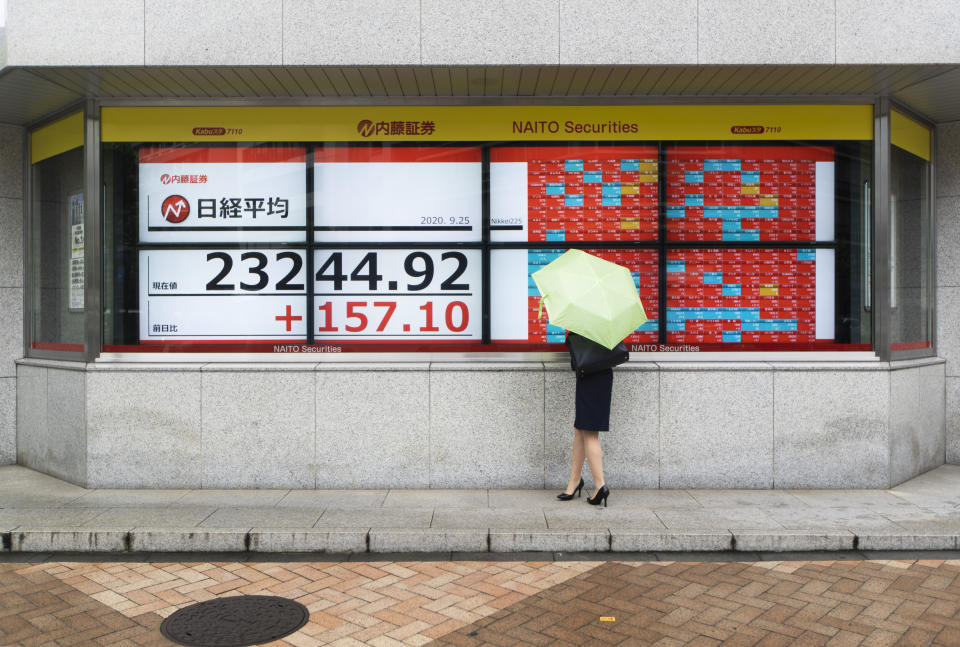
[139,248,308,342]
[135,143,839,350]
[313,249,481,340]
[491,146,659,243]
[138,147,307,243]
[667,248,834,344]
[314,147,481,243]
[666,146,834,242]
[490,248,657,345]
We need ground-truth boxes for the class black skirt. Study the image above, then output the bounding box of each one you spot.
[574,368,613,432]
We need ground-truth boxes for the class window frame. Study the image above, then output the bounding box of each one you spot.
[26,97,932,362]
[882,100,937,361]
[23,102,96,362]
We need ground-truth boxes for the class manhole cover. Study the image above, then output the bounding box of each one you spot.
[160,595,309,647]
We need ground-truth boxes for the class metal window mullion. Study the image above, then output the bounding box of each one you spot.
[306,146,315,345]
[929,123,938,357]
[874,98,892,362]
[658,142,667,345]
[84,101,103,363]
[22,127,32,359]
[481,146,491,344]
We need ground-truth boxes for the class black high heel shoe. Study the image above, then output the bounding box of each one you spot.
[557,477,584,501]
[587,484,610,507]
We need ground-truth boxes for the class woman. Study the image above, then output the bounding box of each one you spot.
[557,335,612,507]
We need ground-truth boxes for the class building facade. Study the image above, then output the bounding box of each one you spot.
[0,0,957,490]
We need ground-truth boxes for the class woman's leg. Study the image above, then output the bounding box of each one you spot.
[564,428,586,494]
[583,430,605,497]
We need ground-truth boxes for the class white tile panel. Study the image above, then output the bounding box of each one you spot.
[5,0,144,66]
[698,0,835,65]
[559,0,696,65]
[422,0,560,65]
[838,0,960,64]
[284,0,420,66]
[145,0,282,66]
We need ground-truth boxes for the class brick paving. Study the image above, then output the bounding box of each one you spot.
[5,558,960,646]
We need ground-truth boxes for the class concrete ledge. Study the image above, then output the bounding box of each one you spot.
[889,358,948,371]
[657,362,773,371]
[5,527,960,554]
[490,529,609,552]
[128,528,248,552]
[14,359,90,372]
[856,533,959,551]
[544,361,658,372]
[766,362,892,371]
[200,363,319,373]
[733,531,856,552]
[11,529,128,552]
[611,531,733,552]
[368,529,488,553]
[248,528,367,553]
[427,362,544,371]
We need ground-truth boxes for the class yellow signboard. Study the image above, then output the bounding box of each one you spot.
[32,111,84,164]
[102,104,873,143]
[891,109,931,161]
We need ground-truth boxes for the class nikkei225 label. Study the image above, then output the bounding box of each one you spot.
[314,249,481,340]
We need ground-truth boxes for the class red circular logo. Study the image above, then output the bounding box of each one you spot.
[161,195,190,223]
[357,120,374,137]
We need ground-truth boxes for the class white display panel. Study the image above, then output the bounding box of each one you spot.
[314,147,481,243]
[138,147,307,243]
[489,163,528,242]
[489,249,530,340]
[815,161,835,242]
[140,249,307,341]
[816,248,836,341]
[314,249,481,340]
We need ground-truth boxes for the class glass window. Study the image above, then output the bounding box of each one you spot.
[889,113,933,354]
[487,142,871,352]
[28,112,85,355]
[100,108,874,356]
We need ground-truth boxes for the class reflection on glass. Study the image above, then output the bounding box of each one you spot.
[490,146,659,243]
[666,145,834,243]
[30,147,85,352]
[491,248,658,345]
[102,139,874,353]
[889,145,933,351]
[665,248,826,345]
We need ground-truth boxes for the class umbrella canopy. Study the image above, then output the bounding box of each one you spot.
[532,249,647,350]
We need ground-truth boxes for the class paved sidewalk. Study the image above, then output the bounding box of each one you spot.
[2,465,960,555]
[10,557,960,645]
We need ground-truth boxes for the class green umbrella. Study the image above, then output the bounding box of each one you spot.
[532,249,648,350]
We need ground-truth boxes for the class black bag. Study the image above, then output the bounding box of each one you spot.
[565,332,629,378]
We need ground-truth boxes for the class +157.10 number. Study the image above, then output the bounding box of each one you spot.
[316,251,471,334]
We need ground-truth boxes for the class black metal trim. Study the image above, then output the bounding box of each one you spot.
[118,137,865,350]
[305,146,315,344]
[481,145,491,343]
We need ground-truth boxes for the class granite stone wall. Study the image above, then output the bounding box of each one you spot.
[0,126,23,465]
[4,0,960,67]
[937,121,960,462]
[14,359,945,489]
